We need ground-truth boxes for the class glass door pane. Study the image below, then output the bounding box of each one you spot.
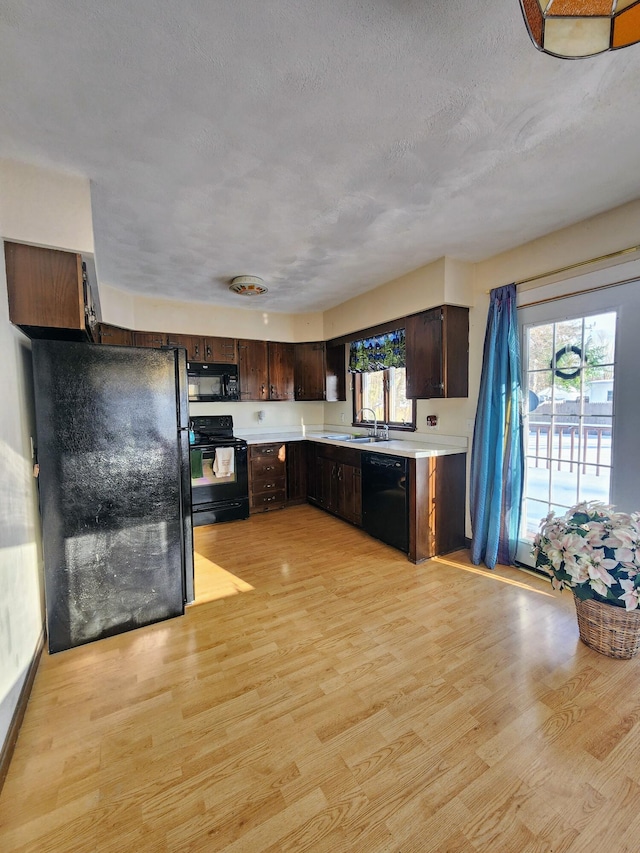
[519,310,616,560]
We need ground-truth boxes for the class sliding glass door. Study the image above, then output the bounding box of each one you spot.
[516,281,640,566]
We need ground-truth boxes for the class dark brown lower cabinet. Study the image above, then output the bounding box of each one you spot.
[249,443,287,513]
[308,441,465,560]
[307,442,362,527]
[336,463,362,525]
[286,441,307,504]
[408,453,466,563]
[256,439,465,561]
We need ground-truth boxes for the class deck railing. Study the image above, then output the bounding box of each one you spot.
[528,422,611,476]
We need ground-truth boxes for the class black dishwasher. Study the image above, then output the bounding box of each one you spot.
[361,452,409,553]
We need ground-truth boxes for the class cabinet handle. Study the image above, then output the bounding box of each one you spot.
[206,345,212,358]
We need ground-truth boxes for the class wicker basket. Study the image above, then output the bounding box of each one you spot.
[573,593,640,659]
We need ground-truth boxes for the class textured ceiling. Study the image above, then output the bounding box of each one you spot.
[1,1,640,313]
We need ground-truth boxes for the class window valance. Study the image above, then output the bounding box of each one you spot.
[348,329,406,373]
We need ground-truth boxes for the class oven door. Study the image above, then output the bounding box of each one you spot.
[190,441,248,508]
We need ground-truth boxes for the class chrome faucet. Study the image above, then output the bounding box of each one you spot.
[356,407,378,438]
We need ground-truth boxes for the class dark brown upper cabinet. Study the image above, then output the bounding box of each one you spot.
[268,342,295,401]
[4,241,94,340]
[238,340,295,401]
[165,333,204,360]
[325,344,346,402]
[133,330,167,349]
[203,337,238,363]
[238,339,269,401]
[294,342,327,401]
[163,334,237,363]
[405,305,469,399]
[97,323,134,347]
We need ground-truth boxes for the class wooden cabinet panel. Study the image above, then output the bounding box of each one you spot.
[268,342,295,400]
[239,340,295,401]
[316,455,336,512]
[4,241,86,332]
[307,442,362,526]
[133,331,167,349]
[325,344,346,402]
[97,323,134,347]
[294,342,326,400]
[405,305,469,399]
[238,339,269,401]
[204,337,238,363]
[166,333,204,360]
[286,441,307,504]
[306,442,318,502]
[249,443,287,513]
[408,452,466,563]
[337,464,362,526]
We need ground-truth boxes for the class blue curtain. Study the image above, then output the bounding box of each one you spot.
[470,284,524,568]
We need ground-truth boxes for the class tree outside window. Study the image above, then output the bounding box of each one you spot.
[355,367,415,428]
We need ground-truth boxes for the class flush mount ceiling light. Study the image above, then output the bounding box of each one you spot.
[228,275,268,296]
[519,0,640,58]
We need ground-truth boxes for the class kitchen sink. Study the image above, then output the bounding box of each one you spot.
[321,433,386,443]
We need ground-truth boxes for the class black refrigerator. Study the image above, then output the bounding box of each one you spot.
[32,340,194,653]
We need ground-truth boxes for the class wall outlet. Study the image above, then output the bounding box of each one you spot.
[426,415,438,429]
[340,412,346,423]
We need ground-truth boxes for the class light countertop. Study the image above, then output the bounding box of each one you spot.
[238,430,467,459]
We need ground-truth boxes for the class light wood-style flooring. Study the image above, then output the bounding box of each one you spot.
[2,504,640,852]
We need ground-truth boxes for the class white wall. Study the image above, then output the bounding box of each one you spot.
[0,159,94,254]
[100,285,325,343]
[0,160,94,754]
[189,400,325,435]
[322,257,449,341]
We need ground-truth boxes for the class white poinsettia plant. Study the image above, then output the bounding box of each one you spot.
[533,502,640,611]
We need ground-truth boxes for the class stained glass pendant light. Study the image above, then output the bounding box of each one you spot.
[520,0,640,58]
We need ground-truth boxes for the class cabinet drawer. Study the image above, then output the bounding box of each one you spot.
[311,442,361,468]
[250,457,285,478]
[250,490,287,511]
[249,443,285,460]
[251,474,286,494]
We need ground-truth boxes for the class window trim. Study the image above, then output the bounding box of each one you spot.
[352,369,416,431]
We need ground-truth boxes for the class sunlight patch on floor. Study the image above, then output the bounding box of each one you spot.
[432,555,555,597]
[192,552,254,605]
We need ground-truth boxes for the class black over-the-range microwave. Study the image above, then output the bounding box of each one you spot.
[186,361,240,402]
